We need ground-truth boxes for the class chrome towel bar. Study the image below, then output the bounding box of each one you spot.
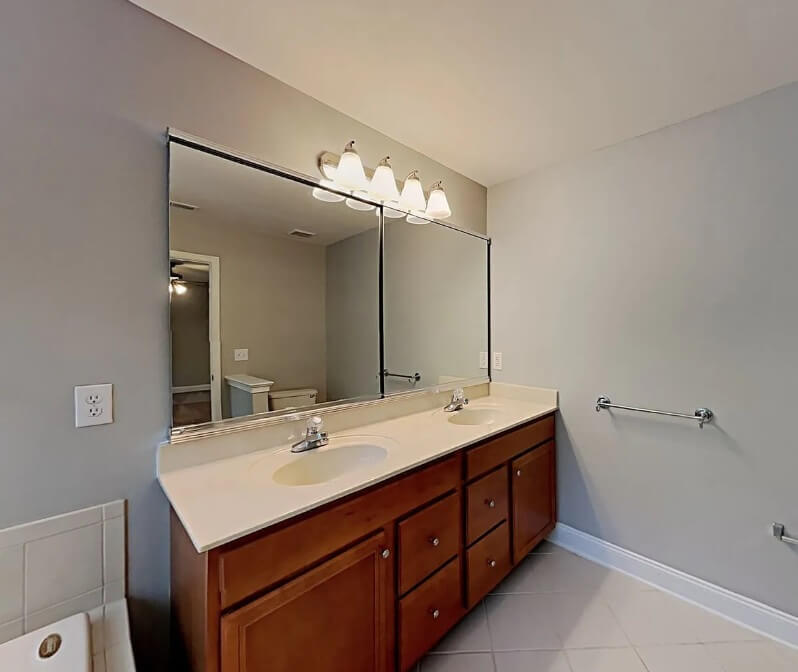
[383,369,421,384]
[771,523,798,546]
[595,396,714,428]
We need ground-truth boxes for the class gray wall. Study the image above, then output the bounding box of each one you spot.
[325,230,381,401]
[489,82,798,617]
[383,221,489,394]
[0,1,486,669]
[171,212,328,413]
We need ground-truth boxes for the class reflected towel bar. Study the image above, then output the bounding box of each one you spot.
[595,396,714,428]
[771,523,798,546]
[383,369,421,384]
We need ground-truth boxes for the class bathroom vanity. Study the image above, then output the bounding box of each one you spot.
[162,133,553,671]
[164,389,556,672]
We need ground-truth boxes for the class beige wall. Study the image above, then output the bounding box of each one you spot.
[171,211,327,415]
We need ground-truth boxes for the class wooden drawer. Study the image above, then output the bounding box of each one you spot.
[399,558,464,671]
[218,455,459,609]
[466,467,508,544]
[466,415,554,479]
[398,492,460,594]
[466,521,511,606]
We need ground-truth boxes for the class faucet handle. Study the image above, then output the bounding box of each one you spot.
[452,388,465,401]
[306,415,323,435]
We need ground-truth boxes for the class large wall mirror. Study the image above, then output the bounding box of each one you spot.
[168,133,489,434]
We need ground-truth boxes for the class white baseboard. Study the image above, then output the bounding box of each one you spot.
[548,523,798,649]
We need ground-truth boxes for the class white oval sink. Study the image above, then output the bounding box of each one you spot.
[447,408,500,426]
[272,440,389,486]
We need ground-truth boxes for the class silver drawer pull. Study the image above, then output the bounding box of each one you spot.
[429,536,440,547]
[430,608,440,620]
[485,498,496,508]
[381,548,391,559]
[487,558,497,568]
[516,469,522,477]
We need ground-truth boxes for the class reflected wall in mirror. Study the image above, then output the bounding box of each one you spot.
[383,207,489,394]
[169,142,380,428]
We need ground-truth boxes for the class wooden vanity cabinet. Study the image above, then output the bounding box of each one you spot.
[170,412,556,672]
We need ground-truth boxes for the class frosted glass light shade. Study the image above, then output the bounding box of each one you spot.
[425,181,451,219]
[399,171,426,212]
[335,141,368,190]
[369,157,400,202]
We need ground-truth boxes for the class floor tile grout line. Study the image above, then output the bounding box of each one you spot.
[482,599,498,672]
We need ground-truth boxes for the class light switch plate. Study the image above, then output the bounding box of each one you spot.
[74,383,113,427]
[493,352,503,370]
[233,348,249,362]
[479,352,488,369]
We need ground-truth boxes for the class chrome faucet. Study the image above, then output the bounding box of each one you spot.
[443,388,469,412]
[291,416,329,453]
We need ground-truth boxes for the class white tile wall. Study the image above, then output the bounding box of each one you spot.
[0,500,126,644]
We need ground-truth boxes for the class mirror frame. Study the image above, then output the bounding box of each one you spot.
[167,129,491,442]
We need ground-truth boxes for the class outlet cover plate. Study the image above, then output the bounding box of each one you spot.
[479,352,489,369]
[234,348,249,362]
[493,352,503,371]
[75,383,113,427]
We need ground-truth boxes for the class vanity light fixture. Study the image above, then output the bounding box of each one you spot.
[316,143,454,220]
[369,156,400,202]
[334,140,368,190]
[425,181,452,219]
[399,170,427,212]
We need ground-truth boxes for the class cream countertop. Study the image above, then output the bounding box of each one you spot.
[158,383,557,553]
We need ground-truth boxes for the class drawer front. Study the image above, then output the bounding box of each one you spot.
[466,467,508,544]
[398,492,460,594]
[467,521,511,606]
[466,414,554,479]
[399,558,464,671]
[219,455,459,609]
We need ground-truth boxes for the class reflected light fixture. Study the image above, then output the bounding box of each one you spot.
[406,210,430,225]
[345,191,375,211]
[369,156,400,202]
[334,140,368,190]
[312,179,345,202]
[382,202,406,218]
[425,181,451,219]
[399,170,427,213]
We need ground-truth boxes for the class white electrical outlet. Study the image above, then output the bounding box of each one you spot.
[234,348,249,362]
[74,383,113,427]
[493,352,503,370]
[479,352,489,369]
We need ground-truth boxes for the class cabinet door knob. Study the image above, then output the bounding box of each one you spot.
[485,498,496,508]
[487,558,497,568]
[429,536,440,547]
[381,548,391,559]
[516,469,522,477]
[430,608,440,620]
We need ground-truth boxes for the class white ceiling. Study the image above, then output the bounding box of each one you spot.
[136,1,798,186]
[170,143,378,246]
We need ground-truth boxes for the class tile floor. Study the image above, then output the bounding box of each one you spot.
[418,541,798,671]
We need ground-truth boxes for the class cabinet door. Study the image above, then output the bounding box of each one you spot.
[511,441,555,560]
[221,531,393,672]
